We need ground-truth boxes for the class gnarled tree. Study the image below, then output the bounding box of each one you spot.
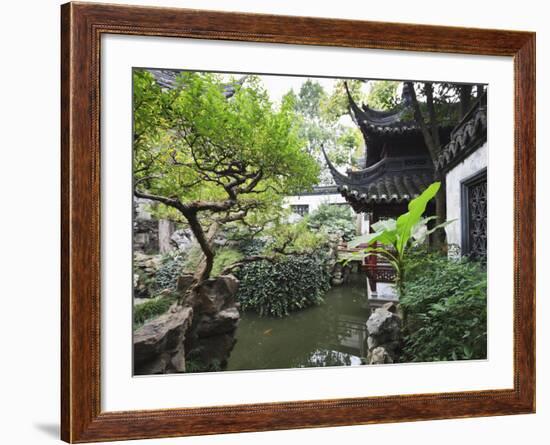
[133,70,320,307]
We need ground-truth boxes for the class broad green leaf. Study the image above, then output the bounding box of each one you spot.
[347,230,396,248]
[421,219,456,240]
[410,217,455,245]
[410,216,437,242]
[367,230,397,247]
[361,251,399,272]
[347,232,375,248]
[364,247,399,264]
[395,182,441,253]
[371,218,397,232]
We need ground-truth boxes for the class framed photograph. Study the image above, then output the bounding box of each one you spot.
[61,2,535,442]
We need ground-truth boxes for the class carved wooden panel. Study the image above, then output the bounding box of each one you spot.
[461,169,488,261]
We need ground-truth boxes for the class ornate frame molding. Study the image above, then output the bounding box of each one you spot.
[61,2,535,442]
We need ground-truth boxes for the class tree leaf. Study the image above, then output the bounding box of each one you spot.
[371,218,397,232]
[395,182,441,253]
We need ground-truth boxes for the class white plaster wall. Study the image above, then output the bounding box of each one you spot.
[284,193,368,234]
[445,143,488,252]
[284,192,347,212]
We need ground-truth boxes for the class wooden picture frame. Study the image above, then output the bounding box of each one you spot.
[61,2,535,442]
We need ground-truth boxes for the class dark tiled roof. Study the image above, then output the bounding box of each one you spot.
[146,69,245,98]
[435,96,487,171]
[338,170,435,205]
[344,83,420,135]
[322,146,434,206]
[359,104,408,126]
[146,69,182,89]
[360,121,421,135]
[345,83,459,137]
[294,185,339,196]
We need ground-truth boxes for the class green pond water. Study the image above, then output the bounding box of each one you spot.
[226,273,371,371]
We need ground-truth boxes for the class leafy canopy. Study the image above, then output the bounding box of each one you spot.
[320,79,366,121]
[306,203,356,241]
[284,79,364,183]
[367,80,400,110]
[133,70,320,219]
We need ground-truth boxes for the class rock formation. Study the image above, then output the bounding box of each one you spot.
[365,302,402,364]
[133,305,193,374]
[133,252,162,298]
[184,275,241,370]
[133,274,241,374]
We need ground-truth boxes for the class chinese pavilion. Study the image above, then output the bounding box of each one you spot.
[323,85,455,296]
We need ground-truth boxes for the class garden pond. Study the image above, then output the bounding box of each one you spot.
[226,273,371,371]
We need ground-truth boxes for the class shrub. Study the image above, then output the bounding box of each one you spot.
[211,247,243,276]
[234,253,331,317]
[134,293,177,328]
[400,251,487,362]
[239,237,268,256]
[307,203,356,241]
[154,251,187,290]
[182,245,203,273]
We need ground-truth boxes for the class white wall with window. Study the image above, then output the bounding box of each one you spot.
[284,190,369,235]
[445,142,488,256]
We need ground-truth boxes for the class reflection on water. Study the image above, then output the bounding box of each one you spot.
[226,273,370,371]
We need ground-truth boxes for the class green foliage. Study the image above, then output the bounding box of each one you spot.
[320,79,366,121]
[285,79,363,184]
[235,253,332,317]
[155,251,187,290]
[265,219,329,254]
[367,80,400,110]
[178,244,203,273]
[179,244,244,277]
[133,269,157,298]
[238,237,268,256]
[133,69,320,228]
[307,203,356,241]
[350,182,452,295]
[134,293,177,328]
[338,127,364,169]
[400,252,487,362]
[295,79,327,118]
[211,248,243,276]
[155,246,243,284]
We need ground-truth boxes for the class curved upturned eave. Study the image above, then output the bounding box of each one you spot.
[320,145,352,187]
[344,81,405,127]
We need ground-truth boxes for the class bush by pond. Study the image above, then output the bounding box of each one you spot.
[306,203,356,241]
[211,248,243,276]
[400,251,487,362]
[235,253,332,317]
[154,252,187,291]
[134,293,177,328]
[154,245,243,291]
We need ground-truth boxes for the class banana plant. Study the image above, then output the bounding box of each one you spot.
[349,182,454,296]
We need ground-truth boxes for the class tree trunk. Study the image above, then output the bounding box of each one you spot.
[193,221,220,283]
[459,85,473,118]
[179,213,220,306]
[406,82,447,250]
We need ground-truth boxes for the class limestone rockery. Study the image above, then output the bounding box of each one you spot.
[133,274,241,374]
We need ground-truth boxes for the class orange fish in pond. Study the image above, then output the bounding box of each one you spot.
[263,329,273,336]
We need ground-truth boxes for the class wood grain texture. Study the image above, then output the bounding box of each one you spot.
[60,2,536,442]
